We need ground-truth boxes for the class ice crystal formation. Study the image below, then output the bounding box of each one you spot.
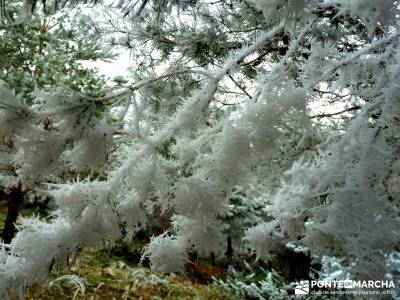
[0,0,399,297]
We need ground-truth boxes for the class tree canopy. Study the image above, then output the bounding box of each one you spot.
[0,0,399,297]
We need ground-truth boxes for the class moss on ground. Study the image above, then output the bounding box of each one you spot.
[24,247,239,300]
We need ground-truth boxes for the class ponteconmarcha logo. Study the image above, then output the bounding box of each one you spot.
[295,280,310,295]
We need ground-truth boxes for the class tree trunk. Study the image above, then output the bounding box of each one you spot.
[2,183,24,244]
[226,235,233,264]
[210,252,216,266]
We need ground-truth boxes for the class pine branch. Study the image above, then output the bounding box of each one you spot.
[94,68,213,103]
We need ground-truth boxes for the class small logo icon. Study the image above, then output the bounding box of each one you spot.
[343,280,353,289]
[295,280,310,295]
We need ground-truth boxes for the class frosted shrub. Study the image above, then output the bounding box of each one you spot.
[213,266,290,300]
[172,215,226,256]
[243,221,284,262]
[142,233,188,274]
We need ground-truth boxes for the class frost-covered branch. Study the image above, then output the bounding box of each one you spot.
[94,68,214,103]
[1,0,400,297]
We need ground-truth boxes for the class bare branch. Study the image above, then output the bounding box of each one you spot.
[310,106,361,119]
[227,74,252,99]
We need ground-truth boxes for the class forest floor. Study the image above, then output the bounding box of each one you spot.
[24,246,239,300]
[0,206,239,300]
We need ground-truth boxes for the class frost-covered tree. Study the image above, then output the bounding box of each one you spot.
[0,0,399,297]
[0,1,110,244]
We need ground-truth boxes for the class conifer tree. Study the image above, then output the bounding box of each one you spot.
[0,0,399,297]
[0,1,110,243]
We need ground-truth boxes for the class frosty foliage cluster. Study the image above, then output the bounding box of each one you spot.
[0,0,399,297]
[213,265,290,300]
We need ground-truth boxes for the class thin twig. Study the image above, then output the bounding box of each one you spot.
[310,106,361,119]
[228,74,252,99]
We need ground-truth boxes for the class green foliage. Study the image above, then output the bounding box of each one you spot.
[112,75,128,86]
[157,137,177,161]
[0,2,110,102]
